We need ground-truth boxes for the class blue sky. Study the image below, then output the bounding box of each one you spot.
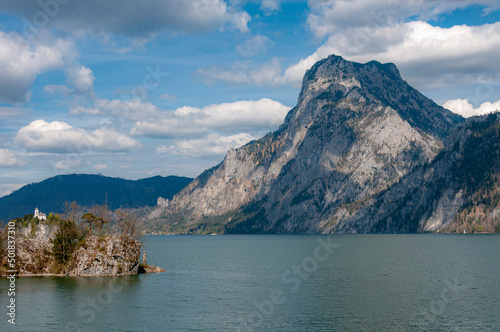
[0,0,500,197]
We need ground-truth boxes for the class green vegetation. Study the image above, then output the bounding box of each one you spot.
[51,220,85,267]
[340,196,371,214]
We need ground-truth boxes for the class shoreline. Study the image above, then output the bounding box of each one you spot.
[1,265,166,278]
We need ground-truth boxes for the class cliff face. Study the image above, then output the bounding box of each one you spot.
[150,55,466,234]
[333,113,500,234]
[71,234,140,276]
[1,222,141,276]
[13,223,55,274]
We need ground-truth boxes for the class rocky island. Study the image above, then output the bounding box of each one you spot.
[0,205,165,277]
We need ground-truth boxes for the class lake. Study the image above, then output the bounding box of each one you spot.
[1,234,499,331]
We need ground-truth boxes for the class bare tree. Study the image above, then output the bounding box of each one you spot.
[115,208,140,239]
[62,201,83,224]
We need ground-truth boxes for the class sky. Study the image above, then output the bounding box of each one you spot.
[0,0,500,197]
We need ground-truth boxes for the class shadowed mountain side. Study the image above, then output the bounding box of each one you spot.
[332,113,500,234]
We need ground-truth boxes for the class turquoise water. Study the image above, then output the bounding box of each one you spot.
[1,234,499,331]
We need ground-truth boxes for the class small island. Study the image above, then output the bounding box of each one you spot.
[0,203,165,277]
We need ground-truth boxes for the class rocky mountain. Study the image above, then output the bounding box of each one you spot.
[333,113,500,234]
[0,174,192,222]
[149,54,476,234]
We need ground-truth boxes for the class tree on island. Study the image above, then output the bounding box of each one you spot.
[51,219,84,267]
[81,212,108,235]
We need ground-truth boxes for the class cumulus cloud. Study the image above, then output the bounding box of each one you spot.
[250,20,500,89]
[157,133,259,156]
[236,35,274,57]
[443,99,500,118]
[131,98,291,138]
[0,31,72,104]
[67,65,95,95]
[45,65,95,97]
[15,119,140,153]
[0,149,20,167]
[0,0,250,40]
[317,21,500,88]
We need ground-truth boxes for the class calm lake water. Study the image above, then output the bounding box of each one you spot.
[1,234,499,331]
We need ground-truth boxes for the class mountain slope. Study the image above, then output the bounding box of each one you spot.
[0,174,192,222]
[332,113,500,233]
[149,54,464,234]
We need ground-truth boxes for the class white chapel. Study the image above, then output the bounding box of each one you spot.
[34,206,47,220]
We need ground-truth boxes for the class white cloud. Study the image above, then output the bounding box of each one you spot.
[278,21,500,89]
[157,133,259,156]
[260,0,281,13]
[295,1,500,90]
[45,65,95,97]
[131,98,291,138]
[15,119,140,153]
[306,0,500,38]
[443,99,500,118]
[236,35,274,57]
[0,0,250,40]
[0,31,73,104]
[0,149,20,167]
[67,65,95,95]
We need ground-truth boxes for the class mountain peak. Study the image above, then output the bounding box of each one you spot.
[303,55,400,84]
[294,55,463,139]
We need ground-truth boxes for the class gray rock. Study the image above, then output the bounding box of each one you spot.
[71,234,140,276]
[1,222,142,276]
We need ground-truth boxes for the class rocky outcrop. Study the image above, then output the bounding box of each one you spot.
[70,234,140,276]
[14,223,55,275]
[1,222,162,276]
[149,54,465,234]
